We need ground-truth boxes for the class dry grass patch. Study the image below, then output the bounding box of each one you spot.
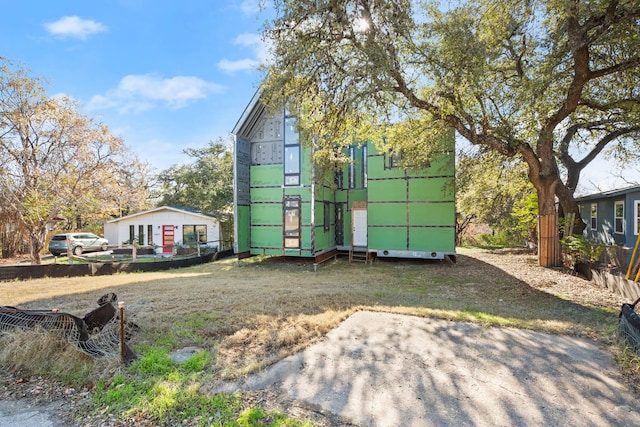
[0,248,628,383]
[0,329,120,385]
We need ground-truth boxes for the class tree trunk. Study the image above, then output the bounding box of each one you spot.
[534,178,560,267]
[27,226,46,265]
[555,182,586,235]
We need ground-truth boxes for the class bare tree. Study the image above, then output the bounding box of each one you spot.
[0,59,150,263]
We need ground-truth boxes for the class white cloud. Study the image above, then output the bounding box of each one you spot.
[218,58,261,73]
[240,0,262,16]
[87,74,225,113]
[43,16,108,40]
[217,32,272,73]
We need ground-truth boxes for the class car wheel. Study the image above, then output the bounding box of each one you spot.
[73,246,83,256]
[101,243,108,251]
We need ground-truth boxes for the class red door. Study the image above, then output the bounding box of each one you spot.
[162,225,174,253]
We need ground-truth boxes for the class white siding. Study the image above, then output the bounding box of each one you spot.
[104,208,221,253]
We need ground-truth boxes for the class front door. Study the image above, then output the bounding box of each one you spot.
[162,225,174,253]
[352,206,367,247]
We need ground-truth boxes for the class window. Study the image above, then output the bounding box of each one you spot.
[129,225,135,244]
[614,201,624,234]
[590,203,598,230]
[324,202,330,232]
[635,200,640,236]
[385,150,400,169]
[147,225,153,245]
[183,225,207,245]
[284,115,300,186]
[348,145,356,188]
[362,144,368,188]
[334,171,344,189]
[283,196,301,248]
[138,225,144,245]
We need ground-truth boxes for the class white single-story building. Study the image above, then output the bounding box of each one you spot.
[104,206,222,254]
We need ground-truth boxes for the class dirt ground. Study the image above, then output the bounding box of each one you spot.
[0,249,634,426]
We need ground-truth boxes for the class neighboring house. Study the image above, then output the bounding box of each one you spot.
[232,90,456,263]
[576,185,640,262]
[104,206,222,254]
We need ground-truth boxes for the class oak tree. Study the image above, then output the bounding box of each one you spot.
[262,0,640,266]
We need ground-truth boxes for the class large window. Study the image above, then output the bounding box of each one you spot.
[129,225,135,244]
[590,203,598,230]
[284,196,301,248]
[138,225,145,245]
[614,201,624,234]
[362,144,368,188]
[284,115,300,186]
[348,145,356,188]
[183,225,207,245]
[147,225,153,245]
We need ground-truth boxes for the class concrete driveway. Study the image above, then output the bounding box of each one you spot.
[224,311,638,426]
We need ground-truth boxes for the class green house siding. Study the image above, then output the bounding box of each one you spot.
[233,93,456,261]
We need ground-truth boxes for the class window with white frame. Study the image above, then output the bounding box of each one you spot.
[590,203,598,230]
[635,200,640,235]
[614,201,624,234]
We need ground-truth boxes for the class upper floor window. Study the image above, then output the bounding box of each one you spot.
[635,200,640,236]
[614,201,624,234]
[362,144,368,188]
[385,150,400,169]
[284,115,300,186]
[348,145,357,188]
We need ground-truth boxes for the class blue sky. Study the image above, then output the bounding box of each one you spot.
[0,0,270,172]
[0,1,636,194]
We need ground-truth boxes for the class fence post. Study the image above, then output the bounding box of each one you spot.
[119,301,126,362]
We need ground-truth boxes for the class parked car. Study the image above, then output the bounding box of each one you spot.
[48,233,109,256]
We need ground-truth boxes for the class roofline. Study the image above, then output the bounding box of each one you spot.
[106,206,217,224]
[231,87,262,136]
[575,184,640,202]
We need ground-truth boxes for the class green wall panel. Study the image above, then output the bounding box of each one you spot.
[250,226,281,248]
[409,202,455,226]
[409,228,455,251]
[251,165,283,186]
[251,204,282,225]
[423,155,455,177]
[368,227,407,250]
[236,205,250,253]
[368,180,407,202]
[408,177,453,201]
[368,203,407,226]
[251,187,282,203]
[314,228,331,250]
[301,227,312,249]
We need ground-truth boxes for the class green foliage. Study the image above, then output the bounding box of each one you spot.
[263,0,640,264]
[560,235,604,264]
[154,138,233,217]
[0,58,150,262]
[93,347,307,426]
[456,149,536,245]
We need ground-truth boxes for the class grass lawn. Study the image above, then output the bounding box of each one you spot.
[0,247,632,425]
